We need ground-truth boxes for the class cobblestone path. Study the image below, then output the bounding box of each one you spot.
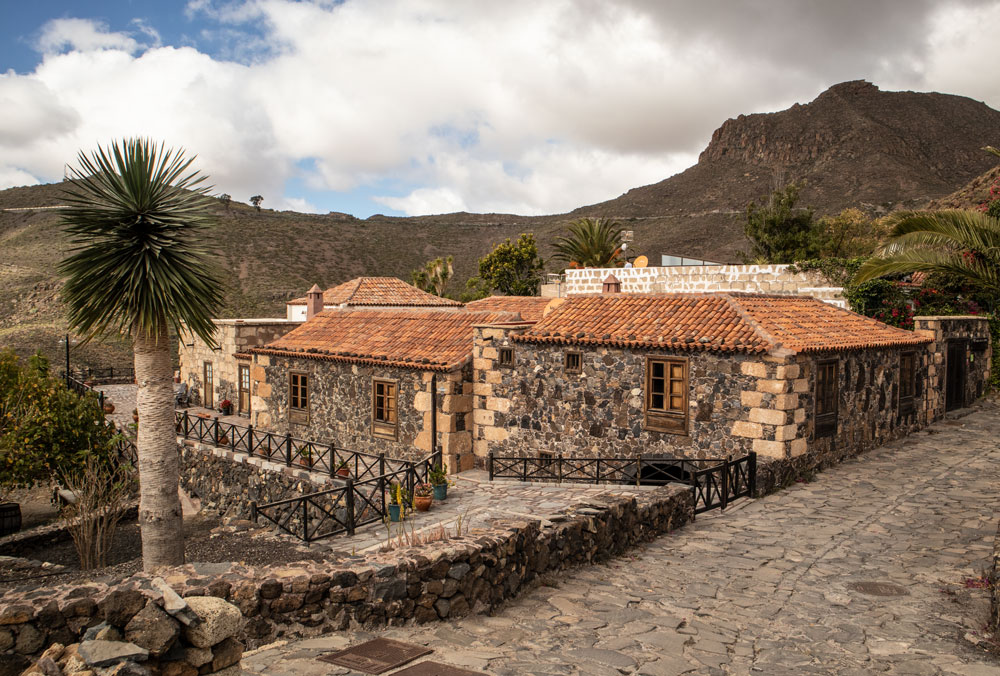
[244,404,1000,675]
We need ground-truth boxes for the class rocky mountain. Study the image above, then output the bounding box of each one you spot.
[2,80,998,367]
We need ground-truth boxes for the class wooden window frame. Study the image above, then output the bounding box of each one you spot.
[288,371,309,425]
[564,351,582,374]
[643,356,689,435]
[497,347,514,368]
[814,359,838,438]
[372,378,398,440]
[898,351,916,417]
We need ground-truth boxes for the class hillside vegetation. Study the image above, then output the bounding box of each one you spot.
[2,80,999,368]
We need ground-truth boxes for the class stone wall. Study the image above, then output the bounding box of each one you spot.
[914,316,992,419]
[250,354,475,470]
[1,484,693,665]
[563,265,846,306]
[0,582,244,676]
[472,325,765,462]
[178,320,299,409]
[178,440,332,521]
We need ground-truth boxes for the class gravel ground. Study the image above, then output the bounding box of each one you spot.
[0,513,326,593]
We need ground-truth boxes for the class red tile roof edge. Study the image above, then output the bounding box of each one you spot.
[246,347,465,372]
[510,333,769,353]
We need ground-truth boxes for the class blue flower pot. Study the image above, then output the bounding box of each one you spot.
[389,504,401,522]
[433,484,448,501]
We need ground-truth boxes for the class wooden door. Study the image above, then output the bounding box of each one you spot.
[945,341,967,411]
[238,364,251,416]
[203,362,214,408]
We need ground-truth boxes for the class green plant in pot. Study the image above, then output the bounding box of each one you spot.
[336,458,350,478]
[429,464,450,500]
[413,482,433,512]
[387,482,409,522]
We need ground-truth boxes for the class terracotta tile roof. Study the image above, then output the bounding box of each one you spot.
[250,309,518,371]
[465,296,554,323]
[513,293,931,354]
[287,277,462,307]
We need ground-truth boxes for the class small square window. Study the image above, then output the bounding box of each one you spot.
[565,351,582,373]
[498,347,514,367]
[289,372,309,424]
[372,379,398,439]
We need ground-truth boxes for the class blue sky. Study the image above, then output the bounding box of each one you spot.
[1,1,998,217]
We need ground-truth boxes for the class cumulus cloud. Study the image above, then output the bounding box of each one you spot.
[2,1,999,216]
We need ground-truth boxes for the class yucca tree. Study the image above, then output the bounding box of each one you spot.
[854,210,1000,294]
[552,217,623,268]
[59,138,223,571]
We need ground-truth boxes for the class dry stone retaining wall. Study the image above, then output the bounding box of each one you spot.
[0,484,692,666]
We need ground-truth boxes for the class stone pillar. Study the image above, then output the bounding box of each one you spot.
[729,355,807,459]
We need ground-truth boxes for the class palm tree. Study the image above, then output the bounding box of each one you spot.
[854,210,1000,294]
[59,138,222,570]
[552,217,624,268]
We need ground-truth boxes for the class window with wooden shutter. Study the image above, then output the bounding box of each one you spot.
[289,372,309,424]
[565,351,582,374]
[814,360,838,438]
[644,357,688,434]
[372,379,398,439]
[498,347,514,367]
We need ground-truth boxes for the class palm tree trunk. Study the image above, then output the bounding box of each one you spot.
[134,324,184,570]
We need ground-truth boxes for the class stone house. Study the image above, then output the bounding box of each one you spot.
[470,292,990,467]
[180,276,463,413]
[246,308,524,469]
[284,276,462,320]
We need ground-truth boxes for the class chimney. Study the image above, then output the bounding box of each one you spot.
[602,273,621,294]
[306,284,324,320]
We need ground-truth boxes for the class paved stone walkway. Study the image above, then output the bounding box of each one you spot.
[244,402,1000,675]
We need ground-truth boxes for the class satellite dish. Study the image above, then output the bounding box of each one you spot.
[634,255,649,268]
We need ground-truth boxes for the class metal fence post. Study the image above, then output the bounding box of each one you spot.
[302,499,309,542]
[284,433,292,467]
[246,424,254,457]
[346,478,356,535]
[183,410,189,438]
[488,451,494,481]
[213,416,220,445]
[749,451,757,498]
[721,456,730,511]
[557,453,563,483]
[379,452,386,478]
[250,500,257,523]
[98,391,105,411]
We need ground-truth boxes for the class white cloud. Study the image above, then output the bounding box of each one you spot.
[36,18,141,54]
[3,1,1000,216]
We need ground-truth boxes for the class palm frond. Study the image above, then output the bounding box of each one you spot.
[58,138,224,346]
[552,217,623,267]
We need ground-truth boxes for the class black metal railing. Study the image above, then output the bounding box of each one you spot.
[68,375,109,412]
[487,451,756,514]
[68,366,136,384]
[173,410,433,484]
[250,459,433,542]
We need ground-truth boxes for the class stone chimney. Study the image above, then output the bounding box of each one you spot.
[602,273,621,294]
[306,284,324,320]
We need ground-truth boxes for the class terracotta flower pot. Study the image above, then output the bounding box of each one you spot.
[217,435,229,446]
[337,467,350,478]
[103,402,115,414]
[413,495,433,512]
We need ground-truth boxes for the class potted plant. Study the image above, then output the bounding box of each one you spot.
[335,459,351,478]
[102,400,115,414]
[219,399,233,416]
[298,447,313,469]
[132,408,139,423]
[387,482,409,522]
[216,431,229,446]
[429,464,450,500]
[413,483,433,512]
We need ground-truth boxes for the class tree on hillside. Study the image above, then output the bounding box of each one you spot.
[59,138,223,571]
[854,210,1000,295]
[411,256,454,296]
[250,195,263,211]
[552,218,623,268]
[218,193,232,210]
[812,208,888,259]
[739,182,821,264]
[463,233,545,300]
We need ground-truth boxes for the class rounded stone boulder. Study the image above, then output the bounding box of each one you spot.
[182,597,243,649]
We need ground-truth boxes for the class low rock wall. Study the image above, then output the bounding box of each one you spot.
[0,484,693,665]
[2,585,243,676]
[178,439,331,520]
